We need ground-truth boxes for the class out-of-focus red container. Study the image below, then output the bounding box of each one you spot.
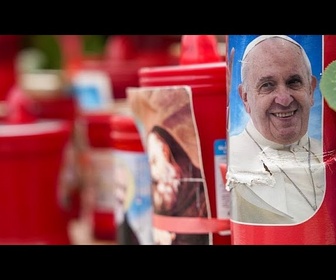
[0,35,22,101]
[28,93,79,219]
[103,35,179,99]
[110,114,143,152]
[63,35,180,101]
[30,96,77,124]
[138,35,230,245]
[225,35,336,245]
[110,112,153,245]
[6,70,80,220]
[14,70,77,123]
[0,120,72,244]
[82,111,116,241]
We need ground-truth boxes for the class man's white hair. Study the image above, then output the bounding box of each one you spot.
[240,35,312,83]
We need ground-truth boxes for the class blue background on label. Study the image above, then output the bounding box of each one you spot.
[214,139,227,156]
[73,85,102,110]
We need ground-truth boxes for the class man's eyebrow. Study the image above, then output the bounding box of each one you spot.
[256,76,275,86]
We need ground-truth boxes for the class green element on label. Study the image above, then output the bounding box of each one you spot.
[320,60,336,112]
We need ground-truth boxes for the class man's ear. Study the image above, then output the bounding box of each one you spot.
[310,76,317,106]
[238,84,250,113]
[238,84,246,102]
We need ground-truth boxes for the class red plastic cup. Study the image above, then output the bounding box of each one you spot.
[0,120,72,244]
[137,35,230,245]
[226,35,336,244]
[82,111,116,241]
[91,35,179,100]
[110,112,153,245]
[0,35,22,101]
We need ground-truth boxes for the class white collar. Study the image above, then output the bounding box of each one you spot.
[246,120,309,151]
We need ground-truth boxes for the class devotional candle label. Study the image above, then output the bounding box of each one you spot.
[226,34,336,245]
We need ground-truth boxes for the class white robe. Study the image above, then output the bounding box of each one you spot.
[227,121,325,225]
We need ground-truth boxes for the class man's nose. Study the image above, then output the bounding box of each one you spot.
[274,86,294,106]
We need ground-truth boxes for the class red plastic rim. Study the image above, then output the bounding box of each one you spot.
[110,113,143,152]
[138,62,226,89]
[0,120,71,154]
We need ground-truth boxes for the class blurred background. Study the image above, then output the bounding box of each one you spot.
[0,35,226,98]
[0,35,226,245]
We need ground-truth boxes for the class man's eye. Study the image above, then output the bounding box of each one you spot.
[288,79,302,89]
[259,82,275,93]
[261,82,273,88]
